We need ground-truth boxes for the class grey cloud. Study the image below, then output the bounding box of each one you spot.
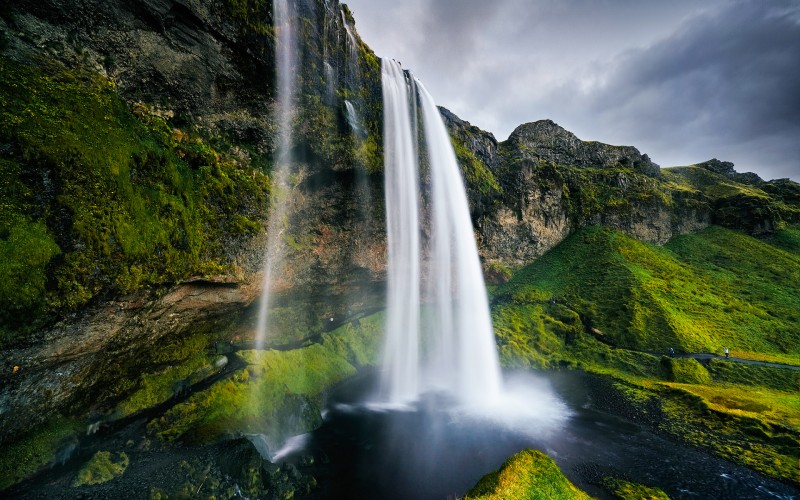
[343,0,799,180]
[573,0,800,177]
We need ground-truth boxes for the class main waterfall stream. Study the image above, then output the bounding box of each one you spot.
[379,58,502,407]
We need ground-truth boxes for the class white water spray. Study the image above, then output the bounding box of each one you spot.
[255,0,296,350]
[379,59,503,407]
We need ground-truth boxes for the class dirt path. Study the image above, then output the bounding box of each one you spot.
[675,352,800,370]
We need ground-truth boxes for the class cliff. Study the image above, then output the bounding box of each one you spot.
[440,113,800,271]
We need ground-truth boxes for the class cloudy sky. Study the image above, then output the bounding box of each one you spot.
[344,0,799,181]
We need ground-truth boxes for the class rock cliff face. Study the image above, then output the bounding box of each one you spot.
[504,120,660,177]
[0,0,386,449]
[440,115,798,271]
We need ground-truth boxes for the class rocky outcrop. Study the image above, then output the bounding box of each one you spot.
[0,280,256,442]
[439,107,499,170]
[696,158,764,185]
[503,120,661,177]
[446,118,796,270]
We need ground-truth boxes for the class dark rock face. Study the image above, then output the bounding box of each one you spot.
[7,0,275,151]
[696,158,764,185]
[439,107,499,169]
[0,281,255,443]
[504,120,661,177]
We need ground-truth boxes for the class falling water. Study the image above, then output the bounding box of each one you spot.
[344,100,365,137]
[255,0,296,350]
[380,59,422,404]
[417,81,502,404]
[379,59,502,406]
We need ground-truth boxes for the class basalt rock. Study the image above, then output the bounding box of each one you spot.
[503,119,661,177]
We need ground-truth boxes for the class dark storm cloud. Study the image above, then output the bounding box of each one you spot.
[344,0,799,180]
[570,0,800,178]
[418,0,502,75]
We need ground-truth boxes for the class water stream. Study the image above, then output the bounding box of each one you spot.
[379,59,503,407]
[254,0,297,351]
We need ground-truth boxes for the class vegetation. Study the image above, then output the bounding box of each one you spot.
[73,451,129,487]
[451,136,501,196]
[493,225,800,359]
[601,478,670,500]
[0,418,82,490]
[146,312,382,444]
[491,224,800,483]
[466,449,590,499]
[0,56,269,346]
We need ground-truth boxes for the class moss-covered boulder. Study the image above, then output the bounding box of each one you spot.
[466,449,591,500]
[73,451,129,487]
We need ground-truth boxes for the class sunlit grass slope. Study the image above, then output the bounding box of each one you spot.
[493,224,800,362]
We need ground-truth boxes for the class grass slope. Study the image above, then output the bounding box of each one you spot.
[491,224,800,483]
[493,224,800,360]
[466,449,591,500]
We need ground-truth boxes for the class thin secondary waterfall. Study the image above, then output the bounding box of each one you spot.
[255,0,296,350]
[379,59,503,406]
[380,59,422,403]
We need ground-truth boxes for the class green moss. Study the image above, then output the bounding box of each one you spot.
[602,478,670,500]
[0,418,82,490]
[493,225,800,360]
[222,0,274,37]
[145,311,384,444]
[662,358,711,384]
[114,354,214,418]
[73,451,129,487]
[0,56,269,344]
[610,379,799,484]
[147,345,355,443]
[322,311,384,367]
[451,136,501,196]
[466,449,591,499]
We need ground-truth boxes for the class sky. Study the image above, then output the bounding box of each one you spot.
[343,0,800,181]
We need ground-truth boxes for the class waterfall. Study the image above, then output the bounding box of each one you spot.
[255,0,296,350]
[379,59,422,403]
[379,59,503,406]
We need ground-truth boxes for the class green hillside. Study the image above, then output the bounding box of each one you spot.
[491,224,800,483]
[493,224,800,363]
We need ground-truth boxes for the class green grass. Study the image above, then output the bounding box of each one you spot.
[466,449,591,499]
[490,224,800,484]
[601,478,670,500]
[493,225,800,359]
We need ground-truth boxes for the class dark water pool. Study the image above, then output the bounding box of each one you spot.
[287,371,798,500]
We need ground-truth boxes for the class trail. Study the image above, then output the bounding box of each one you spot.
[675,352,800,371]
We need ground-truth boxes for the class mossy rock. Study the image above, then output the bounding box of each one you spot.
[0,418,82,490]
[73,451,129,487]
[602,477,670,499]
[466,449,591,499]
